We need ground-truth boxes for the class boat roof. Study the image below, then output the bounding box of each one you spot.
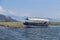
[26,18,49,21]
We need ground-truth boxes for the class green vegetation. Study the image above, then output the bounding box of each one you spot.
[0,22,25,28]
[0,22,60,28]
[50,22,60,26]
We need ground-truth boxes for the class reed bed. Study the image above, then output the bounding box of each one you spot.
[50,22,60,26]
[0,22,25,28]
[0,22,60,28]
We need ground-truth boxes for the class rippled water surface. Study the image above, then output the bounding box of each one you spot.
[0,26,60,40]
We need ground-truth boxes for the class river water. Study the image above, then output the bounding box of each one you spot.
[0,26,60,40]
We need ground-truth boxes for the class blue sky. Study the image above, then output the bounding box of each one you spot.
[0,0,60,20]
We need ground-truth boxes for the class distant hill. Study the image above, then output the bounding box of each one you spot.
[13,16,60,22]
[0,14,59,22]
[0,14,17,22]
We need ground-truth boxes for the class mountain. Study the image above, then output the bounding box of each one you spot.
[0,14,59,22]
[0,14,17,22]
[13,16,60,22]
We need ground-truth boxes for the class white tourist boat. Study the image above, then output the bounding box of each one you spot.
[24,17,50,27]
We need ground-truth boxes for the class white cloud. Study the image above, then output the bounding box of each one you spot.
[0,6,5,13]
[0,6,16,16]
[0,5,32,17]
[0,6,8,16]
[7,10,32,17]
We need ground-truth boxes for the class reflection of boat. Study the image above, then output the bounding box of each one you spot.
[24,17,49,27]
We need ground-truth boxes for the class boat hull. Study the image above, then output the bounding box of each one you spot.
[24,22,49,28]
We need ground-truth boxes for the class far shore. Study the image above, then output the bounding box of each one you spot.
[0,22,60,28]
[50,22,60,26]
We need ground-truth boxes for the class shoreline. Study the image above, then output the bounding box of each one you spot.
[0,22,60,28]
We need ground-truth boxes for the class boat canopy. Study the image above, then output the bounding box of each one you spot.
[26,18,49,22]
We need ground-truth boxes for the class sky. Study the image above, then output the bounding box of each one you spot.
[0,0,60,20]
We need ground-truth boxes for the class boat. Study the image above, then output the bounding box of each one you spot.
[24,17,50,27]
